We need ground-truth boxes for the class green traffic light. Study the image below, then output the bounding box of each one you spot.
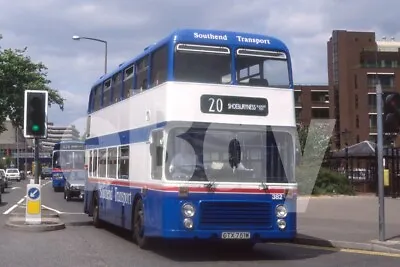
[32,124,40,132]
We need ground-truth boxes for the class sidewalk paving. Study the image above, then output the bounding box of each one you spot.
[295,195,400,253]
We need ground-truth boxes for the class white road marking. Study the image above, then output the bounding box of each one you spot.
[10,187,20,190]
[3,204,18,215]
[17,197,26,204]
[41,205,62,214]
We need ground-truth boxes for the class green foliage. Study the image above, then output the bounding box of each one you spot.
[296,167,354,195]
[0,46,65,133]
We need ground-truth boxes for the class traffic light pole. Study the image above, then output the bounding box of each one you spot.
[376,82,386,241]
[34,138,40,184]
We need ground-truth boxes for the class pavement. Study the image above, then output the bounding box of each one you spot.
[0,178,400,266]
[296,195,400,253]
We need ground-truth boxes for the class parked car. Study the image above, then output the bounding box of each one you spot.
[0,169,6,192]
[64,171,86,201]
[5,168,21,182]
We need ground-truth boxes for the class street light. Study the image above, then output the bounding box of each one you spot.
[72,35,108,74]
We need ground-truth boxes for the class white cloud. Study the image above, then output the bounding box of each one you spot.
[1,0,399,127]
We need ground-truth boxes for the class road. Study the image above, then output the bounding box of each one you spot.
[0,179,399,267]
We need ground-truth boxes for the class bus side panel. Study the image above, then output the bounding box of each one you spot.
[142,189,165,236]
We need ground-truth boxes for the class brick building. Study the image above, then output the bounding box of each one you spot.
[294,84,330,125]
[327,30,400,150]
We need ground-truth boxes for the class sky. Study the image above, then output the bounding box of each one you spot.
[0,0,399,134]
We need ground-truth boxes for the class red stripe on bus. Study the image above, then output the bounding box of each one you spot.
[87,177,291,194]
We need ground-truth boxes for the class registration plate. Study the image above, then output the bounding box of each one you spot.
[221,232,251,239]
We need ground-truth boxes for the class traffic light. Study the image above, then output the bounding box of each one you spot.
[23,90,48,138]
[383,92,400,134]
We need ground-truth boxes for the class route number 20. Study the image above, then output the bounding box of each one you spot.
[272,193,284,200]
[208,97,223,113]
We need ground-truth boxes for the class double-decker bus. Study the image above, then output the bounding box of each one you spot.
[83,29,297,250]
[52,140,85,192]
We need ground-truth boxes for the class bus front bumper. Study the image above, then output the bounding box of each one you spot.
[159,229,296,242]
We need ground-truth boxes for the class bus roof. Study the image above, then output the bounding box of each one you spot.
[91,28,290,87]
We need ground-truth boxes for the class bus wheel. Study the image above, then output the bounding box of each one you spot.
[92,196,102,228]
[133,198,151,249]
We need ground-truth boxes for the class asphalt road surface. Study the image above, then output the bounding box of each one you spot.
[0,179,399,267]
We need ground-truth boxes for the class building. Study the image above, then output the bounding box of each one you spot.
[294,85,330,125]
[0,120,81,169]
[0,119,32,157]
[40,123,81,151]
[327,30,400,150]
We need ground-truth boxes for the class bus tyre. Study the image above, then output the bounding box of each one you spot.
[133,198,151,249]
[92,196,102,228]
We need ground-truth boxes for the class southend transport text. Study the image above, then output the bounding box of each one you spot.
[99,187,133,205]
[193,32,271,45]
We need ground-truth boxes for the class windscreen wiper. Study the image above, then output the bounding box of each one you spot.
[204,181,216,192]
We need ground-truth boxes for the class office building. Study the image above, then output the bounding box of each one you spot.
[327,30,400,149]
[40,123,81,151]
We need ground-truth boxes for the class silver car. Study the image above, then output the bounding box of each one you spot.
[5,168,21,182]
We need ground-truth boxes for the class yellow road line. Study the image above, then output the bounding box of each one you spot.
[272,243,400,258]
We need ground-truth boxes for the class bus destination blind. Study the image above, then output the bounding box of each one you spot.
[60,144,85,150]
[200,94,268,116]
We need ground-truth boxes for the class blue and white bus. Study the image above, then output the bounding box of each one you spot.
[83,29,297,250]
[52,140,85,192]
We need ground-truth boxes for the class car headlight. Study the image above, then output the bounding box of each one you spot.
[275,204,288,218]
[181,203,195,217]
[277,219,286,230]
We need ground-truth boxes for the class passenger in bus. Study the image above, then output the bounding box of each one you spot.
[140,79,147,90]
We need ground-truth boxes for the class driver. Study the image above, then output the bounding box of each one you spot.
[169,141,197,179]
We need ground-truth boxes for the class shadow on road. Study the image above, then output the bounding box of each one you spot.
[0,202,8,207]
[100,223,338,262]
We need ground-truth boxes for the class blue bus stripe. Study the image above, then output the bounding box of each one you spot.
[85,121,166,149]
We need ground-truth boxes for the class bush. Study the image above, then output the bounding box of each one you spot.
[296,166,354,196]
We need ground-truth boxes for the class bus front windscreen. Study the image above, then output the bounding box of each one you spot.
[165,127,295,183]
[53,151,85,169]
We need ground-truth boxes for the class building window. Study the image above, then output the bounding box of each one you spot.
[355,95,358,109]
[354,74,357,89]
[311,109,329,118]
[356,115,359,128]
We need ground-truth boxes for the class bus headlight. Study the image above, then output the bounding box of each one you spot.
[277,219,286,230]
[275,205,288,218]
[181,203,195,217]
[183,218,193,229]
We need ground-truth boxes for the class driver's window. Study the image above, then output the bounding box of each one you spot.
[150,130,164,180]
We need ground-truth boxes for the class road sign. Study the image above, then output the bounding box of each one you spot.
[28,187,40,200]
[25,184,41,224]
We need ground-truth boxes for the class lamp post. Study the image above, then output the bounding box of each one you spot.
[72,35,107,74]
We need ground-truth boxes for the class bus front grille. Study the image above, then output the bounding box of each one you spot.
[198,201,273,230]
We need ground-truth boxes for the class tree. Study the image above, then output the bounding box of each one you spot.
[0,46,65,133]
[296,121,333,164]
